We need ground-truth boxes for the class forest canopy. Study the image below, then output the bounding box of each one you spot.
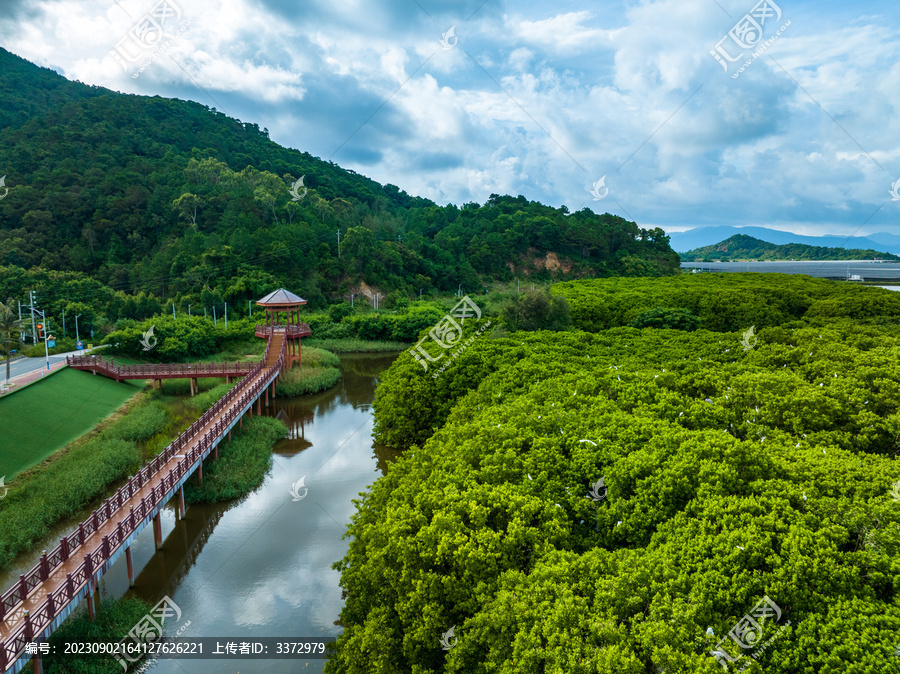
[327,274,900,673]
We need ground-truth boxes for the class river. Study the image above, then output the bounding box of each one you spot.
[681,260,900,279]
[87,352,399,673]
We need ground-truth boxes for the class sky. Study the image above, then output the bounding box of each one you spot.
[0,0,898,236]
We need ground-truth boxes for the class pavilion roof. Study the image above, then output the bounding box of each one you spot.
[256,288,307,306]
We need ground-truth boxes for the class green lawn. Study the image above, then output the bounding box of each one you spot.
[0,368,144,479]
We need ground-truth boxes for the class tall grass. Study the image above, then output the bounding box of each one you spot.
[275,364,340,397]
[46,596,153,673]
[0,436,141,569]
[299,346,341,368]
[107,402,170,442]
[184,416,287,504]
[186,382,235,413]
[304,338,407,353]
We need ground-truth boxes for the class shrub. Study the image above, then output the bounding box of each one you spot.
[628,307,702,330]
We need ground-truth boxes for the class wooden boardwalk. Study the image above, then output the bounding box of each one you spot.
[0,331,287,673]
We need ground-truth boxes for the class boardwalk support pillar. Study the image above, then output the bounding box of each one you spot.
[198,459,203,484]
[153,512,163,550]
[126,546,134,587]
[86,585,95,621]
[257,396,261,414]
[178,486,185,520]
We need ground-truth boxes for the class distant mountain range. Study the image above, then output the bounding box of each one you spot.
[668,226,900,256]
[680,234,900,262]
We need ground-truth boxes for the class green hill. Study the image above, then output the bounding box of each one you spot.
[0,47,679,326]
[680,233,899,262]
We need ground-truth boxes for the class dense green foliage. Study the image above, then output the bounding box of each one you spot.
[555,273,900,333]
[681,234,900,262]
[46,596,154,673]
[0,48,679,336]
[333,276,900,673]
[628,307,702,331]
[184,416,286,504]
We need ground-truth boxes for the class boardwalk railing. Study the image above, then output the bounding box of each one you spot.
[66,355,254,380]
[0,335,286,670]
[255,323,311,339]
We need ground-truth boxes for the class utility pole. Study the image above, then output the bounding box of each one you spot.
[29,290,36,345]
[337,229,341,257]
[76,315,81,347]
[188,304,191,317]
[172,303,176,319]
[248,300,251,317]
[419,288,423,301]
[224,302,227,330]
[213,306,217,326]
[62,309,66,336]
[204,307,207,319]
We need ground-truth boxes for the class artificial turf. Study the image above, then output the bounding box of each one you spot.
[0,367,143,478]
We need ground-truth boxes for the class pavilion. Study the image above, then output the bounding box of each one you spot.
[255,288,312,368]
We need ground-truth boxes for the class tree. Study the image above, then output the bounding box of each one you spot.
[628,307,702,331]
[0,298,25,384]
[500,289,572,332]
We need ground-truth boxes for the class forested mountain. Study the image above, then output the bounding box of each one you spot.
[0,47,679,320]
[681,234,898,262]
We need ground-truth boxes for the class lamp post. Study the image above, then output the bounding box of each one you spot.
[188,304,192,317]
[75,315,82,350]
[458,284,462,297]
[419,288,423,301]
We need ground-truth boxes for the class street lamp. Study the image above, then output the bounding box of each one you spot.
[458,284,462,297]
[419,288,423,301]
[75,315,82,350]
[188,304,192,317]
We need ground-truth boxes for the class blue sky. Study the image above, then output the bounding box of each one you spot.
[1,0,898,236]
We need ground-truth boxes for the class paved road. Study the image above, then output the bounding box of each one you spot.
[2,349,85,381]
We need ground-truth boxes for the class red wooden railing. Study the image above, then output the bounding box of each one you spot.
[66,355,253,380]
[254,323,311,338]
[0,334,287,670]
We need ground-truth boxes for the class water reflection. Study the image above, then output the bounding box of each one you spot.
[100,351,400,673]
